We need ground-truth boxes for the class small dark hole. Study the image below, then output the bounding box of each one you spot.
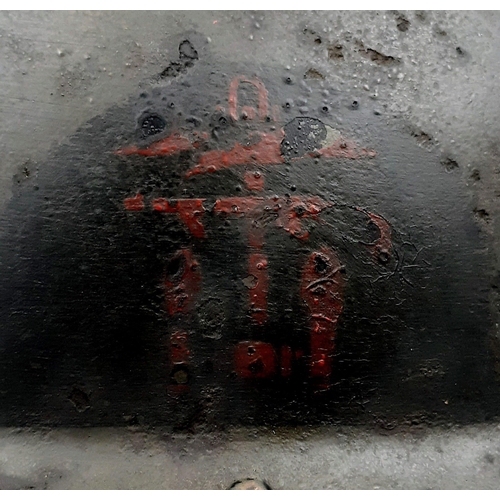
[248,358,264,374]
[202,359,214,374]
[314,255,329,274]
[378,251,389,264]
[351,100,359,109]
[140,113,166,137]
[294,205,306,216]
[170,365,190,385]
[321,106,329,113]
[218,116,227,126]
[166,254,185,281]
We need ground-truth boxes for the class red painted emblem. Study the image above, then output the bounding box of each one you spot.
[117,76,392,393]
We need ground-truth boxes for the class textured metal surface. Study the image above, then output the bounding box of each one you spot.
[0,35,496,427]
[1,9,500,488]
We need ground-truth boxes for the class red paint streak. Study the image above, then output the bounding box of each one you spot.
[248,225,265,250]
[301,248,344,388]
[244,170,265,191]
[280,345,293,377]
[168,331,190,394]
[316,138,357,158]
[115,131,208,157]
[368,212,392,262]
[241,106,256,120]
[234,341,277,378]
[153,198,206,238]
[124,192,144,211]
[362,148,377,158]
[248,253,268,325]
[315,138,376,159]
[228,76,269,122]
[277,196,332,240]
[214,195,331,241]
[214,196,264,215]
[170,331,190,363]
[356,208,392,263]
[185,132,284,178]
[164,249,202,316]
[272,105,280,122]
[116,133,191,157]
[215,195,332,325]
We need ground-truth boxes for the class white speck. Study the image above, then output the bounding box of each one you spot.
[57,48,64,57]
[363,84,370,91]
[249,34,254,40]
[207,37,211,43]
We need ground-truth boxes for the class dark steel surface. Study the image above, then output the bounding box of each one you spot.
[0,11,499,434]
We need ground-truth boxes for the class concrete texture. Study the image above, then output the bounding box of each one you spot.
[2,10,500,488]
[1,425,500,489]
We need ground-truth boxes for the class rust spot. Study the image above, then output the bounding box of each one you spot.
[301,248,344,389]
[234,341,277,378]
[164,249,202,316]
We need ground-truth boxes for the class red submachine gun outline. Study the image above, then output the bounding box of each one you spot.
[117,76,392,393]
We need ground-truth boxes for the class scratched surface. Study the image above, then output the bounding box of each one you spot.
[0,16,499,428]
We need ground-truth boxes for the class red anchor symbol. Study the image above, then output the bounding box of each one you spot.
[117,76,391,393]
